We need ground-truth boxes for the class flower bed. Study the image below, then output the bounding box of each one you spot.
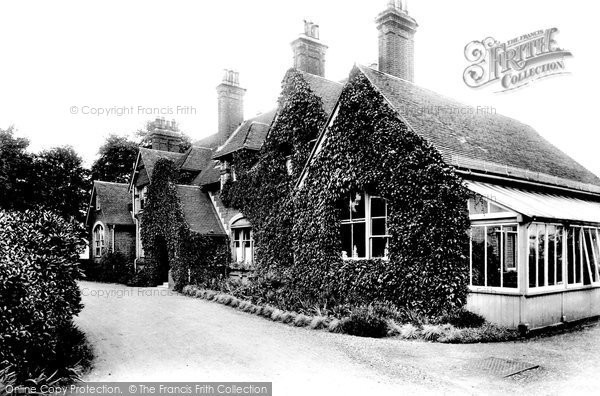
[181,285,519,343]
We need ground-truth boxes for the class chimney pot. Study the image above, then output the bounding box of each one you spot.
[376,2,418,81]
[292,20,328,77]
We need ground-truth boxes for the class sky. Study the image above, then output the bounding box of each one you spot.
[1,0,599,176]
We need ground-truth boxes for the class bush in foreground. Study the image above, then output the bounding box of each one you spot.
[339,306,389,338]
[0,210,91,382]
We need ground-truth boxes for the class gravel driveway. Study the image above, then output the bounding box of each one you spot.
[75,281,600,395]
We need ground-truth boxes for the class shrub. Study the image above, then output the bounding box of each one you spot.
[293,314,311,327]
[261,306,274,318]
[421,324,450,341]
[92,252,134,284]
[0,210,87,382]
[328,319,342,333]
[441,309,486,328]
[271,309,284,321]
[399,323,420,339]
[437,323,517,343]
[309,316,327,330]
[280,312,297,324]
[339,306,389,338]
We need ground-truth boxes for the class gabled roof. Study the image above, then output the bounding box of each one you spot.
[176,185,226,235]
[175,146,213,171]
[296,70,344,116]
[193,160,221,186]
[356,65,600,190]
[87,181,133,226]
[138,148,184,181]
[212,70,344,160]
[299,65,600,193]
[213,110,277,159]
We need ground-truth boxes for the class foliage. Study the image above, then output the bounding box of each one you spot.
[1,129,89,224]
[33,146,90,223]
[221,69,328,282]
[0,127,35,211]
[440,308,486,329]
[0,209,87,382]
[82,252,134,284]
[221,67,470,319]
[140,159,229,290]
[91,134,139,183]
[339,305,389,338]
[292,66,471,318]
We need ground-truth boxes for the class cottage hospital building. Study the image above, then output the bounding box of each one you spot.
[86,1,600,329]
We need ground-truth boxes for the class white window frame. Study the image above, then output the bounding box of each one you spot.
[232,226,253,265]
[469,222,520,292]
[527,223,600,294]
[340,193,390,260]
[93,222,105,258]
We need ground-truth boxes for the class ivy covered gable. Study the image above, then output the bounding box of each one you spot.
[293,65,472,316]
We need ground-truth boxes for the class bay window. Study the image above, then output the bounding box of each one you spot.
[340,193,389,259]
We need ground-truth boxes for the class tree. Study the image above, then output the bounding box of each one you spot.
[0,127,35,211]
[34,146,90,223]
[91,134,139,183]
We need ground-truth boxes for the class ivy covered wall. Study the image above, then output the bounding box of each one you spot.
[140,159,229,289]
[221,69,328,283]
[293,67,471,317]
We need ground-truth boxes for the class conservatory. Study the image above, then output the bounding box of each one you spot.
[465,180,600,329]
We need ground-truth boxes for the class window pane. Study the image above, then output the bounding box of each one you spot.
[489,203,506,213]
[352,222,366,258]
[471,227,485,286]
[341,223,352,259]
[468,195,488,215]
[502,226,518,288]
[339,197,350,221]
[371,237,388,258]
[234,229,241,242]
[243,228,251,241]
[372,218,387,236]
[575,228,582,284]
[487,226,501,287]
[556,226,564,284]
[583,229,596,284]
[529,225,538,288]
[547,225,556,286]
[590,229,600,282]
[538,225,546,287]
[350,193,365,219]
[371,197,386,218]
[243,241,252,264]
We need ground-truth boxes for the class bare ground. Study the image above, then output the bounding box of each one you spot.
[75,281,600,395]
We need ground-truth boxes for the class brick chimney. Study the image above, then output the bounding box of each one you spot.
[217,69,245,145]
[291,20,328,77]
[148,117,182,152]
[376,0,418,82]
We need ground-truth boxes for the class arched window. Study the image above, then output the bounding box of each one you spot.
[93,224,105,257]
[231,217,253,264]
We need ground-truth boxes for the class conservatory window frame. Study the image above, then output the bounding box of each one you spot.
[469,222,520,292]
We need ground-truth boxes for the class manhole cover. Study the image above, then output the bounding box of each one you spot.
[467,357,539,377]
